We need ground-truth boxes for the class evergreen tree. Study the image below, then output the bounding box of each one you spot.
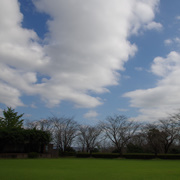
[0,107,24,129]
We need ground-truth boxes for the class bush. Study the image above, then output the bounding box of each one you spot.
[92,153,120,159]
[76,153,120,159]
[123,153,155,159]
[28,152,39,158]
[126,144,145,153]
[157,154,180,159]
[169,148,180,154]
[76,153,180,160]
[60,152,76,157]
[0,128,51,153]
[76,153,91,158]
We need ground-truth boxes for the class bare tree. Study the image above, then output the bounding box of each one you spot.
[50,116,78,153]
[158,116,180,154]
[101,115,139,156]
[25,119,53,132]
[77,125,102,153]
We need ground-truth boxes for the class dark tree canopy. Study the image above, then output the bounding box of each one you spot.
[0,107,24,129]
[0,128,51,153]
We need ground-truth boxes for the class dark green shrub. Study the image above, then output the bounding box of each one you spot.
[61,152,76,157]
[92,153,120,159]
[76,153,91,158]
[127,144,145,153]
[76,152,180,160]
[112,149,120,153]
[123,153,155,159]
[76,153,120,159]
[28,152,39,158]
[0,128,51,153]
[169,148,180,154]
[157,154,180,159]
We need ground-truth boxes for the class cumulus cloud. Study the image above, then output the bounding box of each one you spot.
[84,110,98,119]
[0,0,160,108]
[164,39,173,45]
[0,0,49,107]
[124,51,180,122]
[145,21,162,31]
[164,38,180,46]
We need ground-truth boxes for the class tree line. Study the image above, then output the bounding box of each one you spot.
[1,107,180,156]
[25,111,180,156]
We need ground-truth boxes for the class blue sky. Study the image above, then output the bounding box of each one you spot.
[1,0,180,124]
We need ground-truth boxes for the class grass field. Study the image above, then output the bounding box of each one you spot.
[1,158,180,180]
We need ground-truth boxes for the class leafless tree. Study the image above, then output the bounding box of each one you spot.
[50,116,78,153]
[158,115,180,153]
[101,115,140,156]
[77,125,102,153]
[25,119,53,132]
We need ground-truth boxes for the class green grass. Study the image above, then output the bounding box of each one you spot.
[0,158,180,180]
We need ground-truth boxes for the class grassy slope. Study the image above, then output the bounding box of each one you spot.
[0,158,180,180]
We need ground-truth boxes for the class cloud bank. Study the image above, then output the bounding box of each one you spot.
[124,51,180,121]
[0,0,160,108]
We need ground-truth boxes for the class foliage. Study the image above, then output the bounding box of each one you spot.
[90,153,120,159]
[0,107,24,129]
[59,146,76,156]
[126,143,145,153]
[145,126,163,155]
[28,152,39,158]
[0,128,51,153]
[76,152,180,160]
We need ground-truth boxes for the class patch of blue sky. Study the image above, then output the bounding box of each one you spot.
[18,0,50,40]
[35,72,51,84]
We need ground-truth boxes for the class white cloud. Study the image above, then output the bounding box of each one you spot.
[0,0,160,108]
[118,108,129,112]
[151,51,180,77]
[124,51,180,122]
[176,16,180,20]
[30,103,37,109]
[145,21,162,31]
[0,108,3,117]
[84,110,99,119]
[164,39,173,45]
[164,38,180,46]
[24,114,32,118]
[123,75,131,79]
[0,82,24,108]
[135,67,143,71]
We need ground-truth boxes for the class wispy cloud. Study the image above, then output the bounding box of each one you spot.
[118,108,129,112]
[164,38,180,46]
[176,16,180,20]
[84,110,99,119]
[135,67,143,71]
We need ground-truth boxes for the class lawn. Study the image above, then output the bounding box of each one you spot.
[0,158,180,180]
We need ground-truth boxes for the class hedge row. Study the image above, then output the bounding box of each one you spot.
[76,153,180,159]
[0,128,51,153]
